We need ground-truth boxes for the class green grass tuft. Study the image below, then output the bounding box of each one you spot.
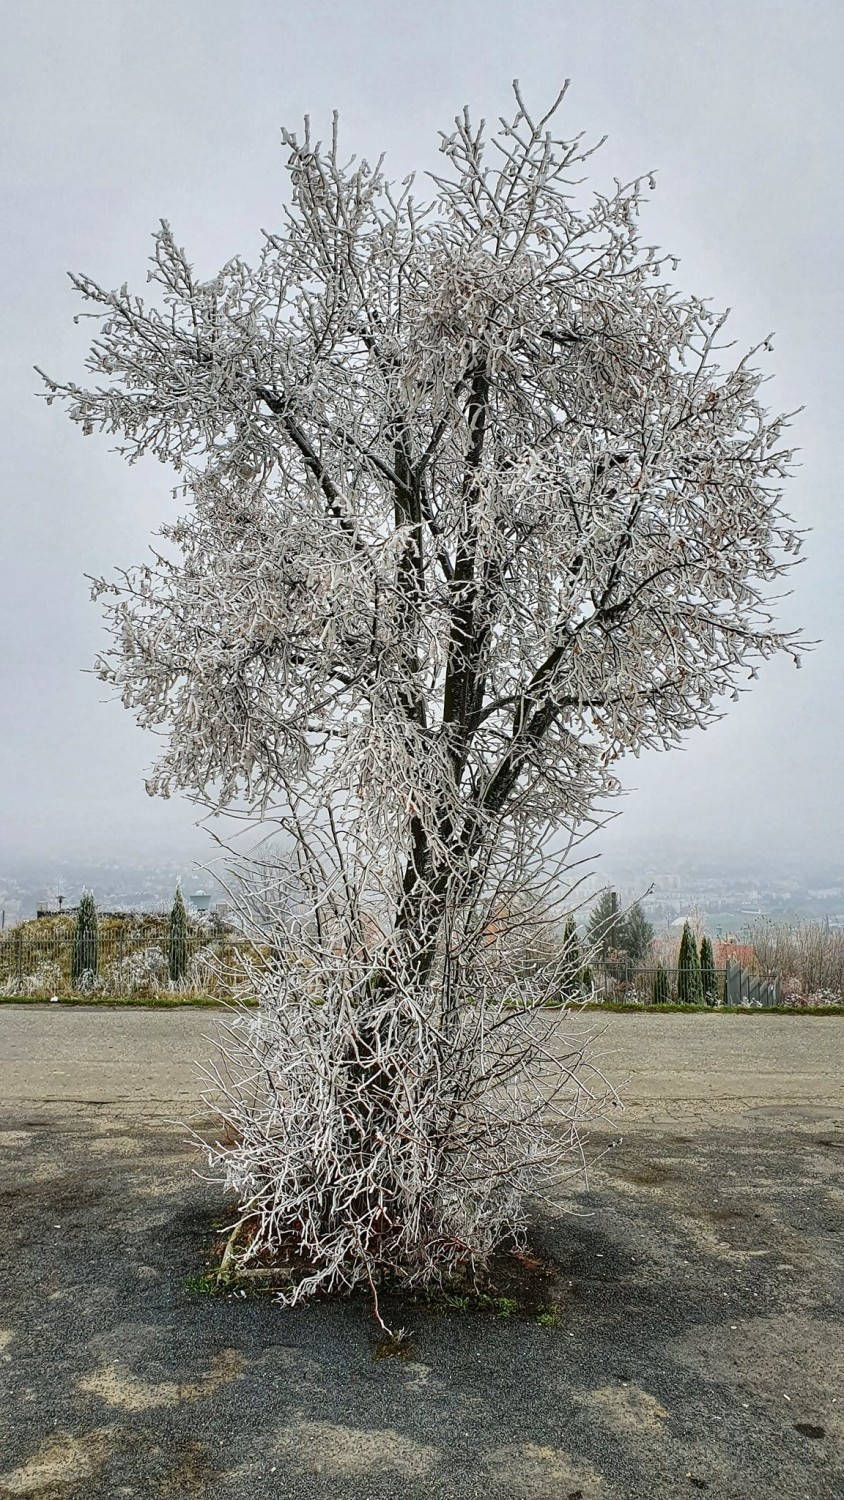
[536,1303,565,1329]
[183,1271,225,1295]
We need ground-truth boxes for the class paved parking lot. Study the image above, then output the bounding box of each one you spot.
[1,1004,843,1118]
[1,1007,842,1498]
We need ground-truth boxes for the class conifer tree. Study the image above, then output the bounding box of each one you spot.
[620,902,654,965]
[699,935,718,1006]
[677,921,702,1004]
[587,890,621,966]
[72,890,98,985]
[168,885,189,984]
[651,964,670,1005]
[559,915,582,1001]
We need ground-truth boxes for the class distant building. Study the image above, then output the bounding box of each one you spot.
[189,889,211,912]
[715,941,756,970]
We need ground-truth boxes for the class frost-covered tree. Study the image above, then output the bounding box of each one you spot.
[42,84,802,1314]
[71,890,98,986]
[168,885,189,984]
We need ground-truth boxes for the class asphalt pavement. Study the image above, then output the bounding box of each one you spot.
[0,1006,842,1498]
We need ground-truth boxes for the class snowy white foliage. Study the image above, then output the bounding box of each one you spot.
[201,931,609,1308]
[43,84,802,1307]
[9,961,65,1000]
[103,945,168,996]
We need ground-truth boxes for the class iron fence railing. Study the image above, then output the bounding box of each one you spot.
[0,925,256,997]
[589,962,781,1007]
[589,965,726,1005]
[0,927,786,1007]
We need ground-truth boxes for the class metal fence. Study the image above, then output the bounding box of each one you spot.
[0,924,255,998]
[590,965,722,1004]
[0,926,785,1007]
[724,960,780,1008]
[591,962,780,1007]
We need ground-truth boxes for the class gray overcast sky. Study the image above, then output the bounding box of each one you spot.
[1,0,841,873]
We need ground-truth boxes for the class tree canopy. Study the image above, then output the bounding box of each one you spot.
[587,891,653,966]
[43,84,801,959]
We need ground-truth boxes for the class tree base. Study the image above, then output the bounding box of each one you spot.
[188,1216,565,1337]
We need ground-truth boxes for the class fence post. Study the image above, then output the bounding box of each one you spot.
[726,960,738,1006]
[15,930,23,984]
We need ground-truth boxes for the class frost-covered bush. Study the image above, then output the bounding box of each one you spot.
[200,945,611,1306]
[185,941,250,998]
[5,960,65,999]
[614,983,649,1007]
[100,946,168,996]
